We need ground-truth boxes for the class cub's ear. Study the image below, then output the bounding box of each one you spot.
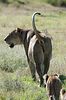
[60,89,66,95]
[43,74,49,83]
[54,74,60,78]
[16,28,21,33]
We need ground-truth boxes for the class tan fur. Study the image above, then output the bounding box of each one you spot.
[4,12,52,86]
[60,89,66,100]
[43,74,62,100]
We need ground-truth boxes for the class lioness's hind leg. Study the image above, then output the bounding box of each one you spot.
[36,63,44,87]
[44,57,50,74]
[28,61,36,81]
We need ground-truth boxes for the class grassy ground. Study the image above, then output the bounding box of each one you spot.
[0,1,66,99]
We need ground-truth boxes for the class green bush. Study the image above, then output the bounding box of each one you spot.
[47,0,66,6]
[61,0,66,6]
[47,0,61,6]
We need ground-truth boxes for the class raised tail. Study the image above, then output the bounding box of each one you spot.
[32,12,43,41]
[32,12,41,33]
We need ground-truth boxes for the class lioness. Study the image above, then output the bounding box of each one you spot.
[4,12,52,86]
[60,89,66,100]
[43,74,62,100]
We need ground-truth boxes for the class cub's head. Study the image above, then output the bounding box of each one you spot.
[4,28,24,48]
[43,74,60,85]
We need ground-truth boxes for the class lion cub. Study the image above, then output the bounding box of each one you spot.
[43,74,62,100]
[60,89,66,100]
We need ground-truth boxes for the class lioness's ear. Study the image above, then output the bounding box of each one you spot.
[16,28,21,33]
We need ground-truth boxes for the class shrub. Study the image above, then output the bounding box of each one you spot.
[47,0,66,7]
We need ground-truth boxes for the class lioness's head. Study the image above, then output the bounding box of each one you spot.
[4,28,25,48]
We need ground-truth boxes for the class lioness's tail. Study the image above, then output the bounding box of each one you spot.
[32,12,42,40]
[32,12,41,33]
